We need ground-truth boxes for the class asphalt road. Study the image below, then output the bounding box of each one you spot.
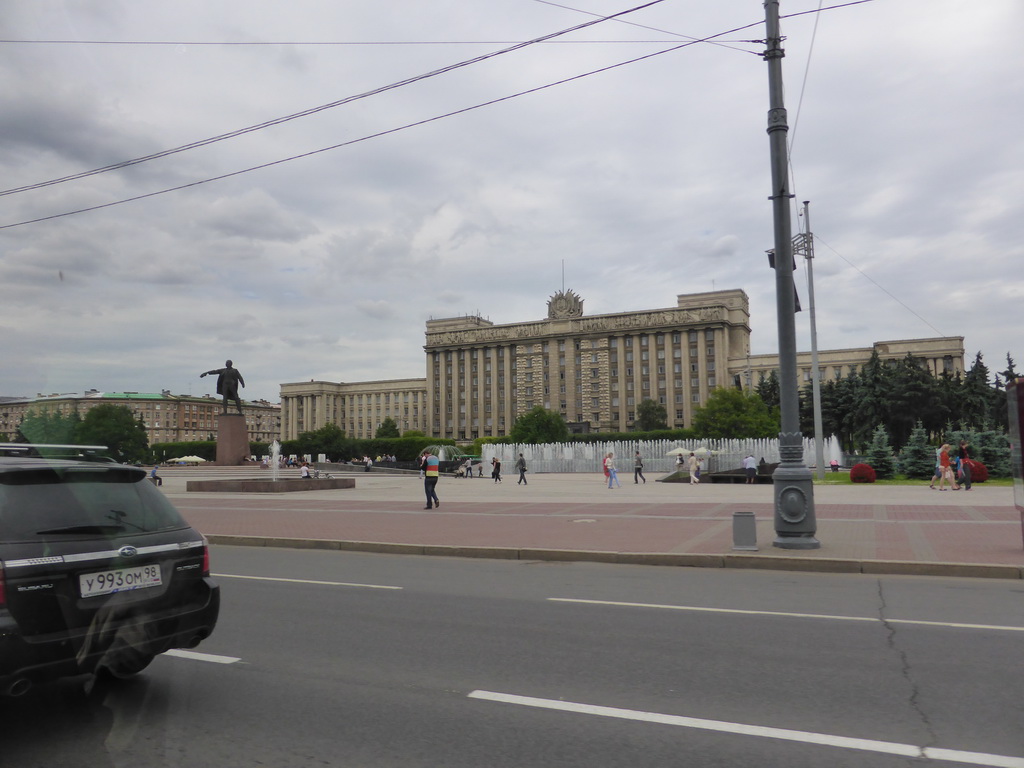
[2,547,1023,768]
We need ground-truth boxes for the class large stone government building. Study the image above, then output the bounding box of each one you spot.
[280,289,965,442]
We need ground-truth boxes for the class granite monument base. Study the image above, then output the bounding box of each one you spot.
[215,413,249,466]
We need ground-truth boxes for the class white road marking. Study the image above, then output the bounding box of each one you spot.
[164,649,240,664]
[214,573,402,590]
[468,690,1024,768]
[548,598,1024,633]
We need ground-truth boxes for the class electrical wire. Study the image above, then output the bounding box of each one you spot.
[0,19,764,231]
[0,1,877,230]
[531,0,754,54]
[0,0,672,199]
[813,234,947,337]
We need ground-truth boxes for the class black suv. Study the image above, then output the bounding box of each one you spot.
[0,445,219,695]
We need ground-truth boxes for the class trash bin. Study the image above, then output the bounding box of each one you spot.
[732,511,757,551]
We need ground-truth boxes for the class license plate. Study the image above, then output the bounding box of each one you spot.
[80,564,162,598]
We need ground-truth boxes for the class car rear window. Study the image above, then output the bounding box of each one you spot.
[0,466,189,541]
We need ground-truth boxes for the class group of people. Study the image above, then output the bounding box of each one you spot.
[674,452,705,485]
[601,451,648,488]
[930,440,973,491]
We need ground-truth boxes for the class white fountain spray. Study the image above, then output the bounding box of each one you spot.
[270,440,281,482]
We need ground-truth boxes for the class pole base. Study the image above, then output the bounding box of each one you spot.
[773,534,821,550]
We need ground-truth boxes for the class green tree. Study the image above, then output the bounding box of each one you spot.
[75,405,149,463]
[864,424,896,479]
[18,410,82,444]
[374,417,400,438]
[508,407,569,444]
[755,369,780,410]
[692,388,779,439]
[850,352,890,450]
[897,421,936,479]
[295,423,348,460]
[887,354,941,449]
[961,353,995,429]
[998,353,1018,384]
[635,399,668,431]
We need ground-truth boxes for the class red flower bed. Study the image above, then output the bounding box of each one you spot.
[850,463,876,483]
[964,459,988,483]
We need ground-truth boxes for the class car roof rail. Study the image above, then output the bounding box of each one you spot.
[0,443,110,459]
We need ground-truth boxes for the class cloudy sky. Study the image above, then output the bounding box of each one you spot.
[2,0,1021,404]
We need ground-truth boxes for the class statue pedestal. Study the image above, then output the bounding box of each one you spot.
[215,414,249,466]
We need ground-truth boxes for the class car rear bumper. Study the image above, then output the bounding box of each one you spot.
[0,577,219,691]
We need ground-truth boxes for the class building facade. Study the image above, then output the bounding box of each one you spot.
[0,390,280,446]
[745,337,965,389]
[278,288,966,443]
[425,289,752,440]
[279,379,427,441]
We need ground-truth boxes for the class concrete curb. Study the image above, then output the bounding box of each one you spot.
[205,535,1024,580]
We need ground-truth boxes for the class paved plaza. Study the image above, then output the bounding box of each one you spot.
[159,465,1024,580]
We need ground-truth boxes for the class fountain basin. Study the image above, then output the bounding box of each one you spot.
[187,478,355,493]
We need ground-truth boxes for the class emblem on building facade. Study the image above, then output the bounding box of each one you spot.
[547,289,584,319]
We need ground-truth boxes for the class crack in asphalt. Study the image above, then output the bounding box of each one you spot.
[876,579,940,760]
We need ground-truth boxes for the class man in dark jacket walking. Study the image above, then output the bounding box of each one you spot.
[515,453,528,485]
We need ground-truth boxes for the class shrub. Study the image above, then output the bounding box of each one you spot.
[850,463,876,483]
[965,459,988,483]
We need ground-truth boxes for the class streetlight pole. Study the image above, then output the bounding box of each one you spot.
[763,0,819,548]
[799,201,826,480]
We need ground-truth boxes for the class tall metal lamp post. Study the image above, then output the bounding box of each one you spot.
[763,0,820,548]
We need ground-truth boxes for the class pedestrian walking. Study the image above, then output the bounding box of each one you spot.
[929,446,942,489]
[688,452,700,485]
[515,453,528,485]
[491,456,502,483]
[742,454,757,484]
[958,440,973,490]
[936,444,959,491]
[423,450,440,508]
[633,451,646,484]
[605,452,621,488]
[463,458,473,479]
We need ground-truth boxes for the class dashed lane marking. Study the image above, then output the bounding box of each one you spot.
[164,649,241,664]
[214,573,402,590]
[468,690,1024,767]
[548,598,1024,633]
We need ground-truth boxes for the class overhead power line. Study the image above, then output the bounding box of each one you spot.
[0,19,765,231]
[813,235,946,337]
[0,0,875,230]
[0,0,671,200]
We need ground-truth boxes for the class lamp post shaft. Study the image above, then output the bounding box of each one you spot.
[763,0,820,548]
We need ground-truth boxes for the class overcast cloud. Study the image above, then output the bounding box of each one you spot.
[1,0,1021,404]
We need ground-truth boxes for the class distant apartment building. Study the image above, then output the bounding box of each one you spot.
[0,390,280,446]
[279,288,966,442]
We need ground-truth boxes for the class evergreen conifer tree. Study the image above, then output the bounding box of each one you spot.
[864,423,897,479]
[896,421,935,479]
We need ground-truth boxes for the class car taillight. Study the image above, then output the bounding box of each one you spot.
[202,540,211,577]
